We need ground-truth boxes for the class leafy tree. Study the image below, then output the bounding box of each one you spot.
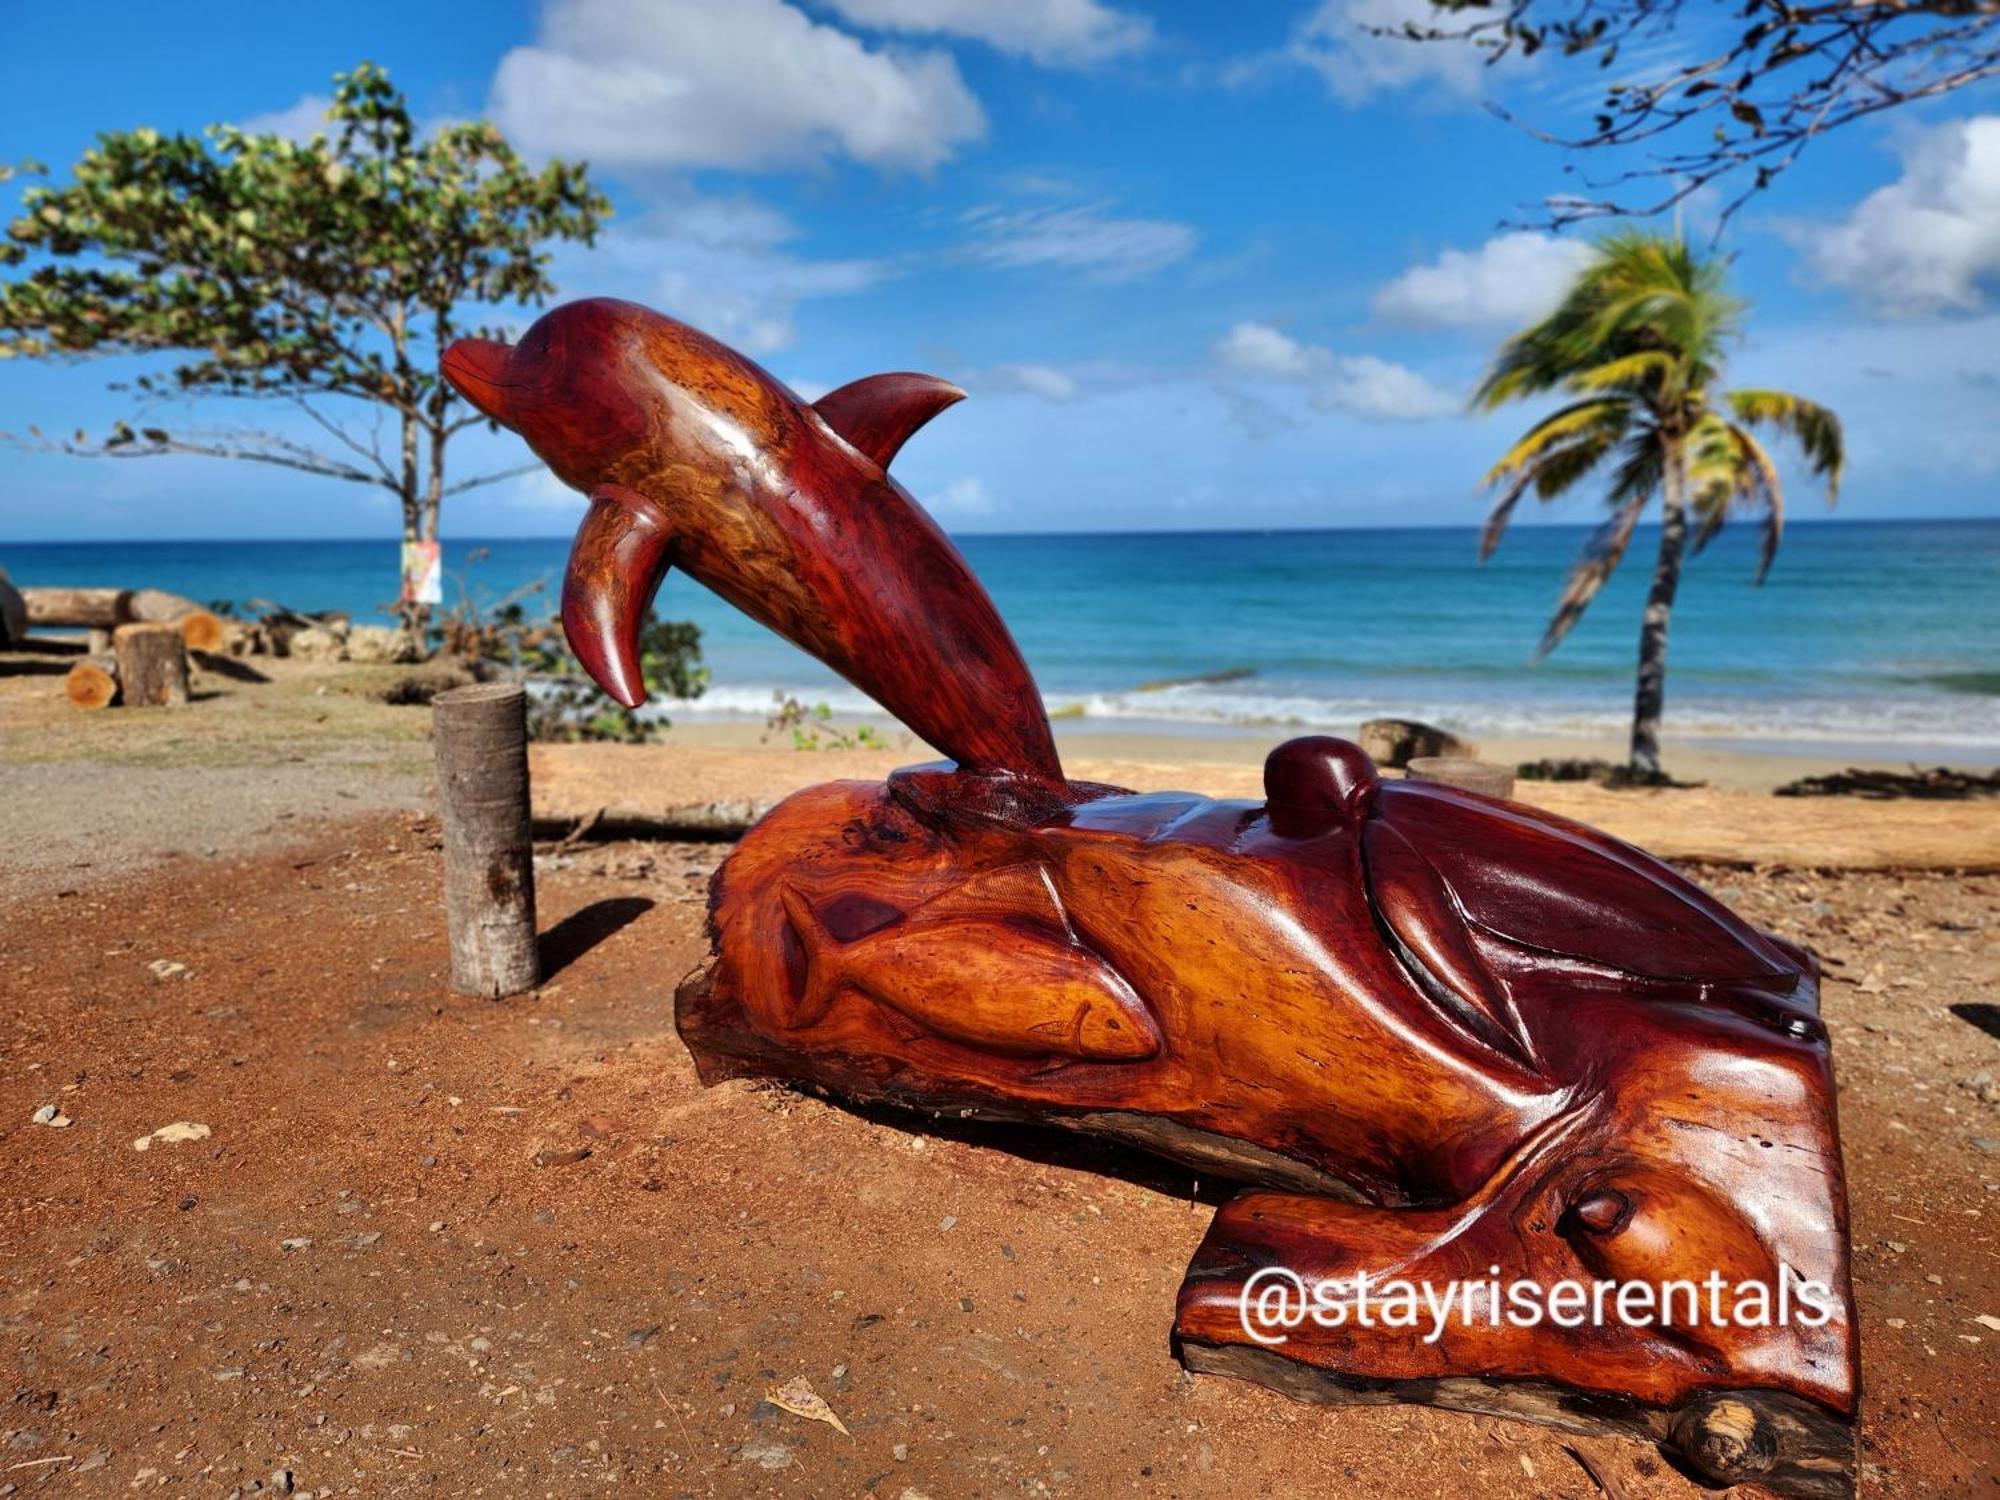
[1383,1,2000,224]
[1475,231,1843,778]
[0,63,610,626]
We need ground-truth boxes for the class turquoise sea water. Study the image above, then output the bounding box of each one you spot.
[7,521,1997,760]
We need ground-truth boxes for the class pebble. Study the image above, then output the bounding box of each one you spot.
[148,958,191,981]
[736,1437,795,1471]
[280,1237,313,1253]
[30,1104,71,1128]
[938,1215,957,1232]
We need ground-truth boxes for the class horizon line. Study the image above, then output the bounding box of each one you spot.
[7,514,1992,546]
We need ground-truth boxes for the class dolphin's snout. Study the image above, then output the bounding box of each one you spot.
[442,337,517,425]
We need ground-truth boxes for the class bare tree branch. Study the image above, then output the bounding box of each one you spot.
[1379,1,2000,226]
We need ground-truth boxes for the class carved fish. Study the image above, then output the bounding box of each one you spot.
[441,299,1062,784]
[777,885,1161,1063]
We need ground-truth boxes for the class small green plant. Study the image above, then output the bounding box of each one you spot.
[424,553,706,743]
[764,692,883,751]
[517,612,706,743]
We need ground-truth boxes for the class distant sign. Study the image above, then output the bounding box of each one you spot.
[401,540,442,607]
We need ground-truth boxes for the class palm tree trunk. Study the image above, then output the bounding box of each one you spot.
[1629,455,1688,778]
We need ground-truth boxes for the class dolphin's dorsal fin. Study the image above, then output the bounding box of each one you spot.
[813,372,965,472]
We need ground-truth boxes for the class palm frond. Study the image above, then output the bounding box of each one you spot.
[1566,350,1676,394]
[1728,389,1844,502]
[1481,399,1629,486]
[1730,423,1786,584]
[1533,495,1647,660]
[1479,431,1619,559]
[1605,428,1665,509]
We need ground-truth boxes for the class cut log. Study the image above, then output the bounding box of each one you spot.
[434,682,540,998]
[0,567,25,646]
[112,622,191,707]
[23,586,133,629]
[1404,755,1516,800]
[64,655,120,710]
[127,589,227,652]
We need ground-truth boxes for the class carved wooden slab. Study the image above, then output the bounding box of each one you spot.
[445,301,1859,1498]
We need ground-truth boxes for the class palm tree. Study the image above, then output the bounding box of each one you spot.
[1474,231,1843,778]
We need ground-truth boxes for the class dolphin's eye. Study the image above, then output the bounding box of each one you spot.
[1564,1188,1632,1236]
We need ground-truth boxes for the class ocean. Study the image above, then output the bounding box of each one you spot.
[8,520,1997,761]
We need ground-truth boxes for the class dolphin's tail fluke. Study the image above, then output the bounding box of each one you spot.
[561,482,676,708]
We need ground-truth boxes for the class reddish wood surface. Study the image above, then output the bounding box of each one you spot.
[442,300,1061,783]
[449,301,1856,1495]
[678,737,1856,1496]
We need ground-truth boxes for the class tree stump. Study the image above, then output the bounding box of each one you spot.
[1405,755,1515,800]
[0,567,26,647]
[129,588,225,651]
[433,682,540,998]
[64,655,120,710]
[112,622,191,707]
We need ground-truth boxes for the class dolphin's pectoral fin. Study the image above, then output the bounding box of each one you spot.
[561,483,676,709]
[812,372,965,472]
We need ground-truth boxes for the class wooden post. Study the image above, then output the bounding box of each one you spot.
[64,655,120,710]
[112,622,191,707]
[433,682,540,998]
[1404,755,1516,800]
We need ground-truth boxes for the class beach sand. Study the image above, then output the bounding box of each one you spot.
[4,648,1999,1495]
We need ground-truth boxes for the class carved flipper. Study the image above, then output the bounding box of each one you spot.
[561,483,675,708]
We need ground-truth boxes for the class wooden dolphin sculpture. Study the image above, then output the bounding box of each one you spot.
[442,297,1061,783]
[448,301,1857,1497]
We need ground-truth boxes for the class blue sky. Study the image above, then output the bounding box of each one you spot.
[2,0,1997,540]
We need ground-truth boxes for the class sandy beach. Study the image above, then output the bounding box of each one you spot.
[4,645,1999,1497]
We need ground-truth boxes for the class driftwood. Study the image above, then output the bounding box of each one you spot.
[433,682,540,998]
[111,622,190,707]
[446,298,1859,1496]
[1776,765,2000,800]
[63,654,120,710]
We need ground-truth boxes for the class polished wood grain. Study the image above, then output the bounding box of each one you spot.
[678,737,1856,1496]
[442,299,1061,783]
[447,303,1856,1496]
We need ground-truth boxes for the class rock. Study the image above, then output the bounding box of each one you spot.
[345,624,422,664]
[280,1237,313,1252]
[736,1437,795,1471]
[286,626,347,662]
[1357,717,1474,769]
[148,958,191,981]
[133,1120,212,1152]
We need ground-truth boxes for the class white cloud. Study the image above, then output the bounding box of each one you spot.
[559,193,891,353]
[1373,232,1592,329]
[1214,321,1457,421]
[979,363,1081,401]
[1286,0,1489,105]
[490,0,986,173]
[239,94,333,141]
[959,202,1196,281]
[928,476,996,516]
[821,0,1149,66]
[1799,116,2000,317]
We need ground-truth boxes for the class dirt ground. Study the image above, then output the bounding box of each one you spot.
[5,650,1999,1496]
[2,810,1997,1498]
